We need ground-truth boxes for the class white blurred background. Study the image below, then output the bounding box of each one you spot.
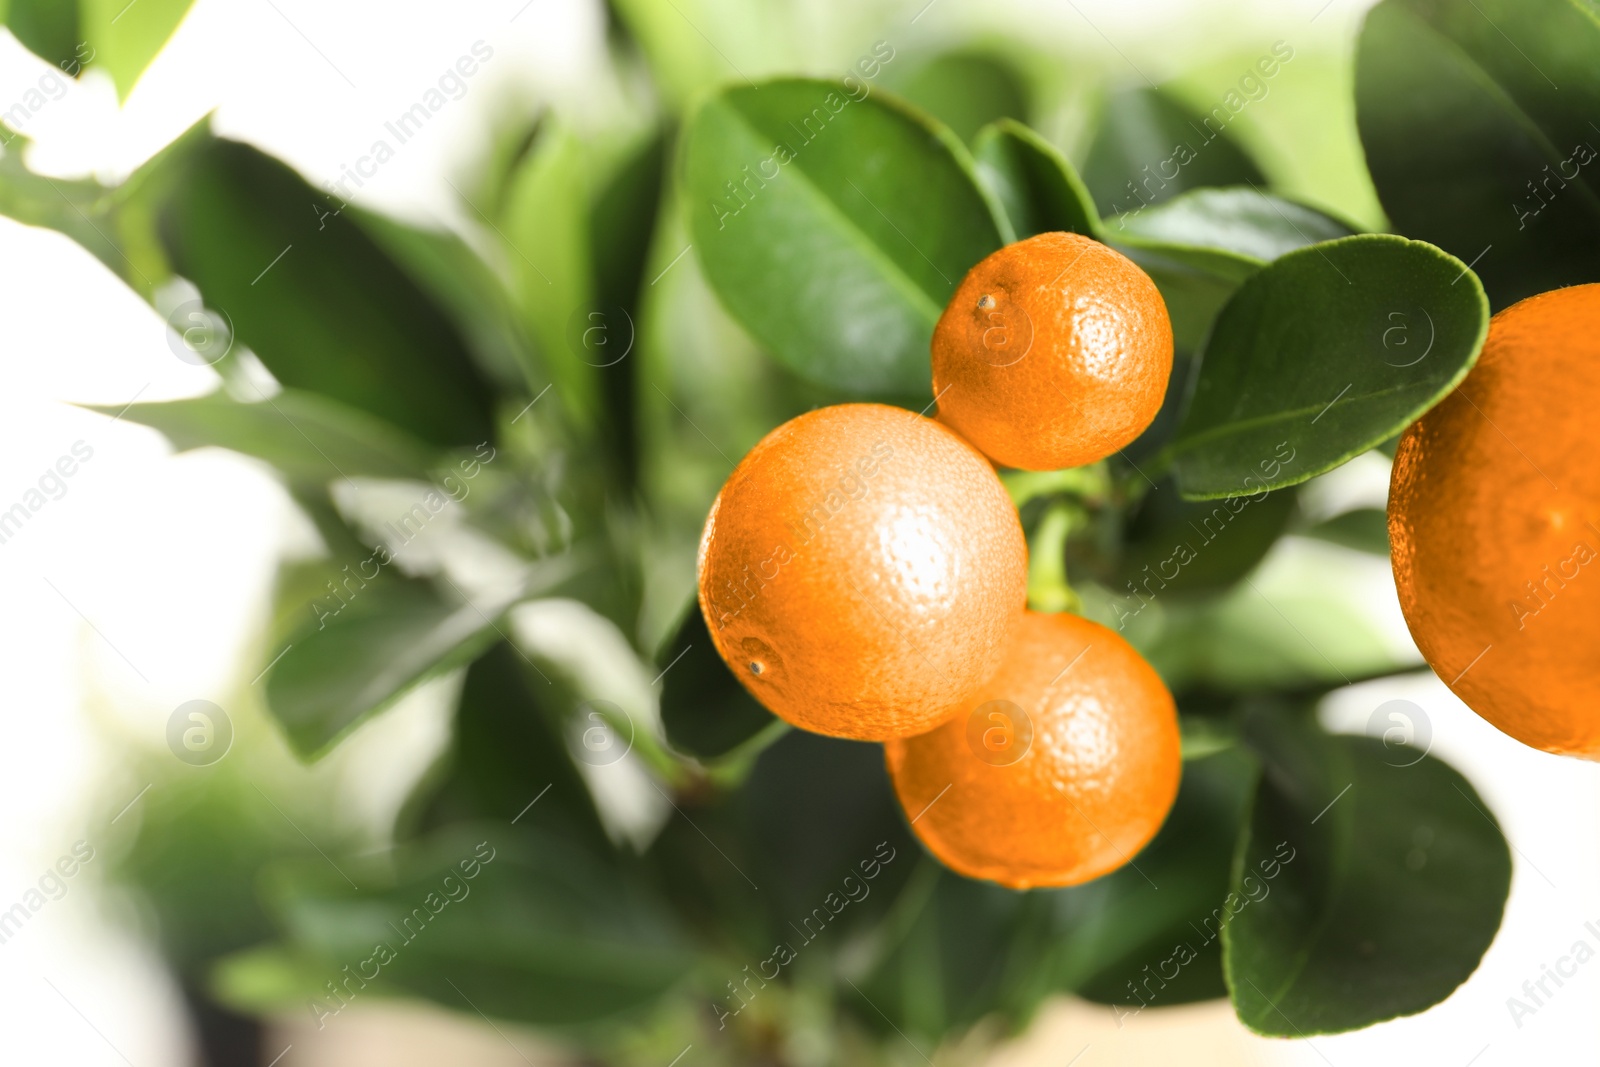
[0,0,1596,1063]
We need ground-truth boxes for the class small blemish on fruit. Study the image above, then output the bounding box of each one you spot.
[977,294,995,310]
[749,661,765,676]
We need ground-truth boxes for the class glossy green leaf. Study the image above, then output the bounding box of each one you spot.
[264,580,511,758]
[657,602,780,761]
[1112,188,1356,353]
[684,78,1006,394]
[94,389,437,482]
[1080,86,1268,219]
[1115,240,1259,355]
[1167,235,1488,499]
[1355,0,1600,310]
[1,0,83,73]
[892,52,1029,145]
[81,0,195,100]
[158,138,498,449]
[1226,718,1511,1035]
[1116,187,1356,262]
[269,827,696,1026]
[973,118,1102,240]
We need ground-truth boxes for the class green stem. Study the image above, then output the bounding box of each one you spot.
[1026,501,1081,614]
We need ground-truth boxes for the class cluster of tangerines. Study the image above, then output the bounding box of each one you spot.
[697,233,1181,888]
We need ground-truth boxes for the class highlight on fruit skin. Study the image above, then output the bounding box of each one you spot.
[1389,282,1600,759]
[930,231,1174,472]
[885,610,1181,889]
[696,403,1029,742]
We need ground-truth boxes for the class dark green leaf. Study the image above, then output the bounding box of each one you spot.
[588,126,670,487]
[1355,0,1600,310]
[2,0,83,73]
[158,138,498,449]
[270,826,696,1026]
[93,389,437,482]
[405,642,611,849]
[1167,234,1489,499]
[1226,718,1511,1035]
[851,868,1028,1042]
[1302,507,1390,555]
[1063,748,1258,1012]
[973,118,1102,240]
[658,603,780,761]
[264,579,512,758]
[1080,87,1267,219]
[350,208,533,393]
[891,52,1029,145]
[684,78,1006,394]
[81,0,195,99]
[1101,479,1297,597]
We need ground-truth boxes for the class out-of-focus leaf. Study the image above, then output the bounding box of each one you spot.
[269,826,697,1026]
[1302,507,1390,555]
[1080,86,1267,219]
[1167,235,1488,499]
[1,0,83,72]
[351,209,532,393]
[851,866,1027,1042]
[973,118,1102,240]
[892,52,1029,145]
[264,580,511,759]
[0,133,123,271]
[406,642,611,849]
[658,603,780,762]
[1226,716,1511,1035]
[158,138,498,449]
[588,126,669,486]
[1101,479,1296,597]
[1116,539,1421,691]
[500,122,599,424]
[683,78,1006,395]
[92,389,437,482]
[1355,0,1600,310]
[81,0,195,100]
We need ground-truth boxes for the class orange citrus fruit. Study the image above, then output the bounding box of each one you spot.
[885,610,1180,888]
[1390,282,1600,758]
[697,403,1028,741]
[930,231,1173,471]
